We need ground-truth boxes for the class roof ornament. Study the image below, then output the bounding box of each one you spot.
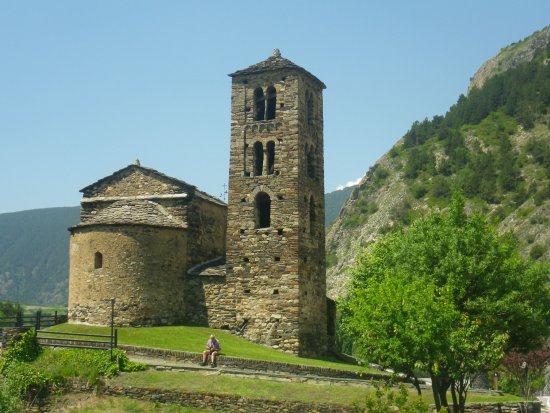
[272,48,281,58]
[133,159,141,166]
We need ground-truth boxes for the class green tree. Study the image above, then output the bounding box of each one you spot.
[342,193,550,413]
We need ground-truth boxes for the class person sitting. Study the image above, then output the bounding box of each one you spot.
[201,334,221,367]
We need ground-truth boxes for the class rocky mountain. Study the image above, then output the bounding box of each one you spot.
[469,25,550,92]
[327,26,550,300]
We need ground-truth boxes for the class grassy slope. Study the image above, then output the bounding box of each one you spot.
[46,324,366,372]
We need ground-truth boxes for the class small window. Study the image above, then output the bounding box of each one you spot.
[266,141,275,175]
[255,192,271,228]
[266,86,276,120]
[254,88,265,121]
[253,141,263,176]
[94,252,103,269]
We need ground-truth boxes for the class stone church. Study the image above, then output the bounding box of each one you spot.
[68,50,334,356]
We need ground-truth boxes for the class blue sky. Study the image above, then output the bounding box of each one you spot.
[1,1,549,214]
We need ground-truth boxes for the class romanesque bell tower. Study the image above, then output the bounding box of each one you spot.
[226,50,328,356]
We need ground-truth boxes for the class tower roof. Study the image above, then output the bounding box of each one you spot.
[229,49,326,89]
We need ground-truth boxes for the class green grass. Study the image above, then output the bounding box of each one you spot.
[44,323,370,373]
[111,370,523,406]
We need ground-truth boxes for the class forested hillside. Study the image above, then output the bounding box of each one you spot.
[0,207,79,305]
[327,25,550,300]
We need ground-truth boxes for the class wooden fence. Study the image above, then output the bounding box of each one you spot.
[0,310,67,330]
[36,329,118,354]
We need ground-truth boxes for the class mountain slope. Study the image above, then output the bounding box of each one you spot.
[325,186,356,227]
[327,26,550,300]
[0,207,80,305]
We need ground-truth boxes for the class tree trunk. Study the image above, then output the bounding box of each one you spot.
[407,369,422,395]
[451,380,458,413]
[431,372,442,411]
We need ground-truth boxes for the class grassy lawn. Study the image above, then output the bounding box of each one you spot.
[111,370,523,406]
[44,323,371,372]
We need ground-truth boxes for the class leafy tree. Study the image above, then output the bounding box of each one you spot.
[0,301,22,318]
[341,193,550,413]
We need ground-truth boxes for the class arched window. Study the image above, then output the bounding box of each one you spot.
[254,88,265,121]
[94,252,103,269]
[253,141,263,176]
[266,86,276,120]
[266,141,275,175]
[309,196,316,233]
[255,192,271,228]
[306,91,314,125]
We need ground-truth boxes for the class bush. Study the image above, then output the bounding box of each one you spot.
[1,362,57,402]
[411,183,428,199]
[430,176,451,198]
[358,382,429,413]
[1,330,42,371]
[32,348,146,383]
[530,244,545,260]
[534,186,550,206]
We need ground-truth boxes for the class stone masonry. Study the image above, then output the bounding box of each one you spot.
[68,163,226,326]
[68,51,334,356]
[224,49,328,356]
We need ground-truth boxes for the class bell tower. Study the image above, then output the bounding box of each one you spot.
[226,50,328,356]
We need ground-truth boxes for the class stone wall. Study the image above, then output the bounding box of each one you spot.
[68,225,187,326]
[186,196,227,268]
[64,378,541,413]
[185,261,235,327]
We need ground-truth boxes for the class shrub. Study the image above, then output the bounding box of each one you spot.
[358,382,429,413]
[1,362,56,402]
[32,348,146,383]
[534,186,550,206]
[530,244,545,260]
[411,183,428,199]
[1,330,42,371]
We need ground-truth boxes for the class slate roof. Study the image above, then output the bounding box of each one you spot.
[229,49,326,89]
[72,200,186,230]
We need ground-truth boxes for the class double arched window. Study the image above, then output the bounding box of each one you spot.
[255,192,271,228]
[253,142,263,176]
[252,141,275,176]
[254,86,277,121]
